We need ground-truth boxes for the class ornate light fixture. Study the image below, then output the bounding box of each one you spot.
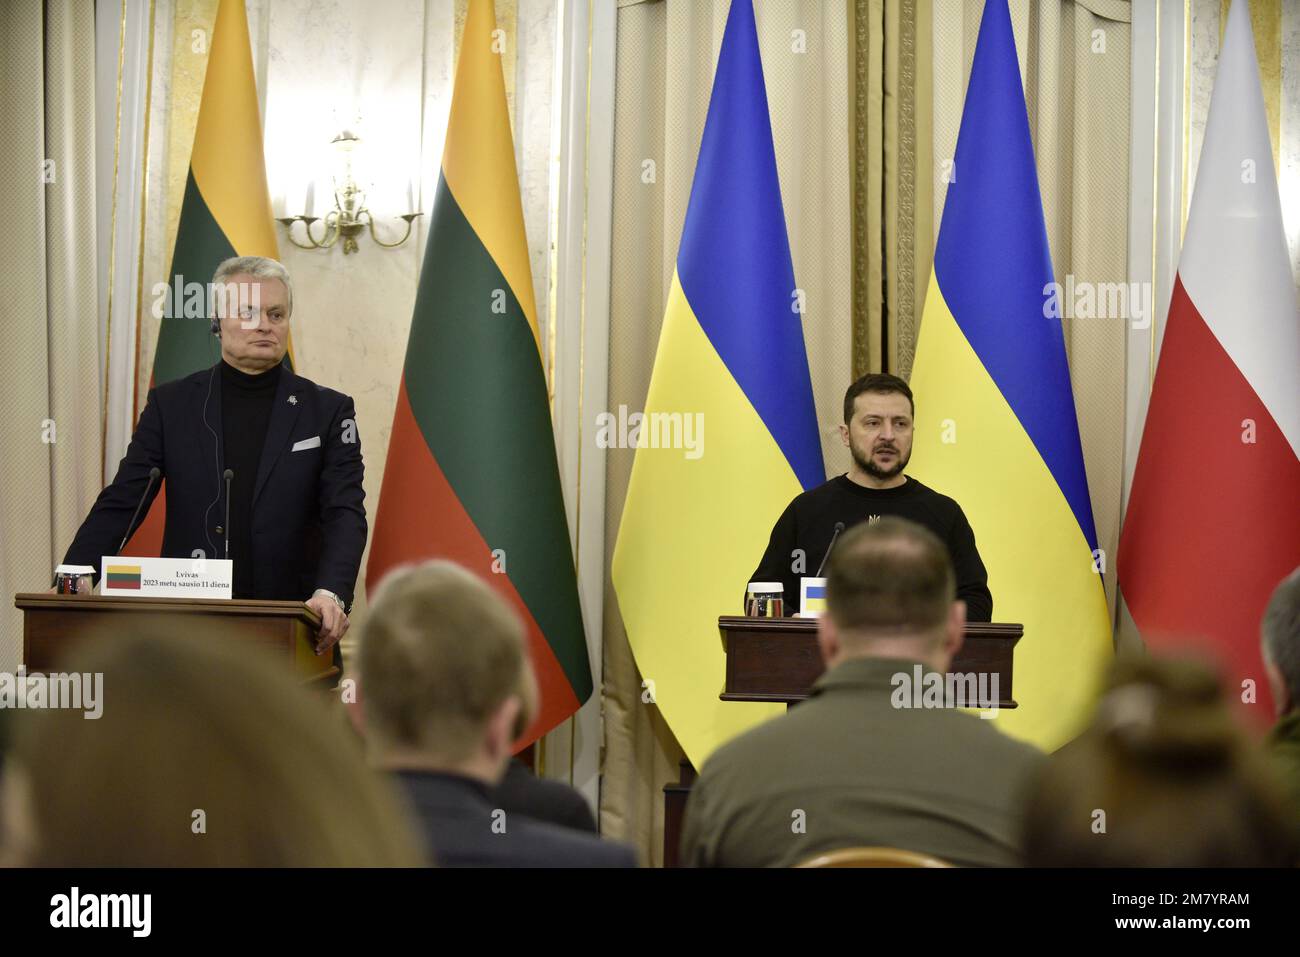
[277,130,421,254]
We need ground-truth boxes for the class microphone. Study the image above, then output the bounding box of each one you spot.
[223,469,234,560]
[814,521,847,578]
[118,467,161,553]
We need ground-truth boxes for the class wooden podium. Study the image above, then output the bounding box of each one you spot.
[661,615,1024,867]
[718,615,1022,707]
[13,594,336,685]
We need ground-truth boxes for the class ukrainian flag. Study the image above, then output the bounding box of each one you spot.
[908,0,1111,750]
[611,0,825,768]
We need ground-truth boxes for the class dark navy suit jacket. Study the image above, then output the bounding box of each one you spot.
[395,770,638,868]
[494,758,598,833]
[63,363,367,609]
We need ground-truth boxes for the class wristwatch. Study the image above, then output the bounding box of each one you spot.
[313,588,347,614]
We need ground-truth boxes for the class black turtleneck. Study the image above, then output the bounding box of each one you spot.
[220,360,281,598]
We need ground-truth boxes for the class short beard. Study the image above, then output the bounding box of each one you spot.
[850,440,910,480]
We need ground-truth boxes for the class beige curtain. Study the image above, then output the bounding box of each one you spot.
[601,0,851,865]
[0,1,102,669]
[927,0,1131,615]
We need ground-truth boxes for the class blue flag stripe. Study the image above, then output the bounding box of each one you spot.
[931,0,1098,550]
[675,0,824,491]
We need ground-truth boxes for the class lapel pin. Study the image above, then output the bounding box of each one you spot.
[288,395,298,405]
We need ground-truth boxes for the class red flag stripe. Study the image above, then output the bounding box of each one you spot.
[365,381,580,746]
[1118,276,1300,723]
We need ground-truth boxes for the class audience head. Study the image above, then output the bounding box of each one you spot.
[359,560,536,784]
[1261,565,1300,717]
[1023,655,1297,867]
[0,622,425,866]
[819,517,964,670]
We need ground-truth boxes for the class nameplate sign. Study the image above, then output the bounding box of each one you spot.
[796,577,828,618]
[100,556,233,599]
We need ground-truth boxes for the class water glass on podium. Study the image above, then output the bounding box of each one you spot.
[745,581,783,618]
[54,564,96,596]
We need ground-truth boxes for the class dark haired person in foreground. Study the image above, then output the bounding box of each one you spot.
[359,561,636,867]
[749,373,992,619]
[0,623,423,866]
[686,517,1041,867]
[1023,655,1297,867]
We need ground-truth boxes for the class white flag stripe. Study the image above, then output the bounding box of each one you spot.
[1178,0,1300,456]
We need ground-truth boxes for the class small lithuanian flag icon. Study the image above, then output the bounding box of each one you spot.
[105,566,143,590]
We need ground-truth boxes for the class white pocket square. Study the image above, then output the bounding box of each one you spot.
[292,436,322,452]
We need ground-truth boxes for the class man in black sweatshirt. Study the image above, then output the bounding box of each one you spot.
[749,373,992,620]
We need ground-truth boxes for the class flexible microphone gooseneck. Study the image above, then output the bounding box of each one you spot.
[815,521,847,578]
[223,469,234,560]
[118,467,162,553]
[200,363,222,559]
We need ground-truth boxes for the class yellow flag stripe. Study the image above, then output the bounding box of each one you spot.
[440,0,540,352]
[189,0,278,261]
[909,275,1112,750]
[612,273,801,766]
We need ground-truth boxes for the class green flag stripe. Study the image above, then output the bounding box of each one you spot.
[152,170,236,385]
[403,174,591,698]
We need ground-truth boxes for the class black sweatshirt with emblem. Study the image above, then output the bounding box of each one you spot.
[747,474,993,620]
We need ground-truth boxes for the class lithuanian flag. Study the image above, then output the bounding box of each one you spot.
[105,565,143,591]
[365,0,592,745]
[125,0,286,556]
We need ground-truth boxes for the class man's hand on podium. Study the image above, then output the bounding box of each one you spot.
[306,590,349,654]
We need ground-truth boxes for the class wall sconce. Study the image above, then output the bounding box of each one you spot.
[277,130,421,254]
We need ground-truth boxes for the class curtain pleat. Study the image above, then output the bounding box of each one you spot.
[0,1,100,668]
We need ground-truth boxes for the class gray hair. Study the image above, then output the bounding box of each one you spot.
[1262,566,1300,709]
[211,256,293,316]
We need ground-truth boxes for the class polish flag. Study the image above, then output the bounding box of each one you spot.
[1118,0,1300,723]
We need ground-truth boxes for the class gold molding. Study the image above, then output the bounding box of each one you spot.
[103,1,128,462]
[133,0,158,417]
[849,0,863,377]
[911,0,933,376]
[849,0,877,378]
[895,0,919,378]
[1150,0,1161,385]
[851,0,930,378]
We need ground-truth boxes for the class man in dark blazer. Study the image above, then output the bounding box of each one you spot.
[60,256,364,653]
[494,757,598,834]
[360,561,637,868]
